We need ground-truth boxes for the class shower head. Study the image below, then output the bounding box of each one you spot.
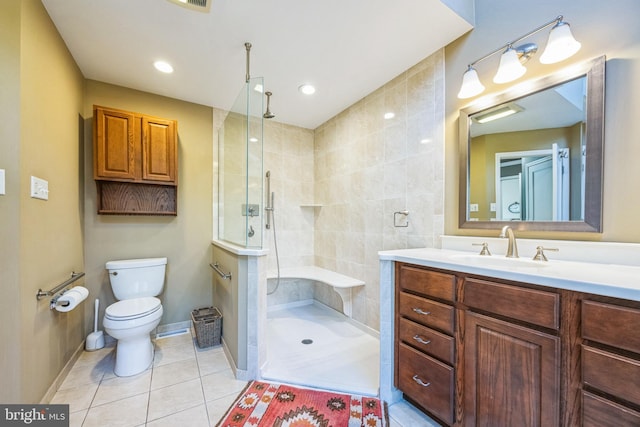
[263,91,275,119]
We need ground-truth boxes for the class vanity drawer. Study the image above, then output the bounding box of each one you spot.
[463,278,559,330]
[398,343,454,425]
[583,300,640,353]
[398,292,454,335]
[583,346,640,406]
[398,317,455,365]
[398,264,455,302]
[583,391,640,427]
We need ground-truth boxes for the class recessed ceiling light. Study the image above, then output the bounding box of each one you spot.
[298,84,316,95]
[154,61,174,73]
[384,112,395,120]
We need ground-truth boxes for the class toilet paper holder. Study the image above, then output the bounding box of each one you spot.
[36,271,85,309]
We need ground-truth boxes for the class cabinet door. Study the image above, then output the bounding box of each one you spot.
[142,116,177,183]
[94,108,136,180]
[464,312,560,427]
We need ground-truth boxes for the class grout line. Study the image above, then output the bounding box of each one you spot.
[192,330,214,426]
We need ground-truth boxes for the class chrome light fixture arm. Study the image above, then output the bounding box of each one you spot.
[458,15,580,99]
[464,16,564,70]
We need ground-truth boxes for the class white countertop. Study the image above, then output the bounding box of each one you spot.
[379,247,640,302]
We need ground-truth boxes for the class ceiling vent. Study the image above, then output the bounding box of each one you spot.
[166,0,211,13]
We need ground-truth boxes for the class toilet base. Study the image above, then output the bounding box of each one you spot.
[113,335,154,377]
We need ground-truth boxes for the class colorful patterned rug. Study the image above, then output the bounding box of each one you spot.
[216,381,388,427]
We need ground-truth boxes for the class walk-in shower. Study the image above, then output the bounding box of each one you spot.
[213,43,378,395]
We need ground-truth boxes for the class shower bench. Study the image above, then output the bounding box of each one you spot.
[267,266,364,317]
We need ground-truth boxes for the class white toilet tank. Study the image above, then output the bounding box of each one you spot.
[106,257,167,300]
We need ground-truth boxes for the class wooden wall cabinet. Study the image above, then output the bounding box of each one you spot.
[93,106,178,215]
[394,262,640,426]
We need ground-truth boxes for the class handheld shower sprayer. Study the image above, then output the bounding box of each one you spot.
[265,171,273,229]
[265,170,280,295]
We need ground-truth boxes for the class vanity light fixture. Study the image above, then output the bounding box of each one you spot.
[153,60,174,74]
[457,15,581,99]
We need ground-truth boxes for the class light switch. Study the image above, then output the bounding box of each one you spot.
[490,203,496,212]
[30,176,49,200]
[0,169,5,195]
[469,203,479,212]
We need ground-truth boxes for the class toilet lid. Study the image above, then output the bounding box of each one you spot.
[105,297,161,320]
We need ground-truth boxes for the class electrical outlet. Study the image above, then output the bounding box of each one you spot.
[469,203,479,212]
[30,176,49,200]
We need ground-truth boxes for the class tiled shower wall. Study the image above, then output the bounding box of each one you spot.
[262,122,316,271]
[262,49,444,330]
[313,50,445,329]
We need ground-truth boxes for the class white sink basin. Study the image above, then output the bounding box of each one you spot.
[450,254,550,269]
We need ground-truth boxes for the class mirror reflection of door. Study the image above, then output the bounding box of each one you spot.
[495,144,569,221]
[524,155,553,220]
[500,174,521,220]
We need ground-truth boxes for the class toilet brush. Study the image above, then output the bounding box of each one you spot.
[86,298,105,351]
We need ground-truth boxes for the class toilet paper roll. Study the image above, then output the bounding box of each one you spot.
[69,286,89,299]
[55,286,89,312]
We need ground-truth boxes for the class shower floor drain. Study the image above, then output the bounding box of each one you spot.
[301,339,313,345]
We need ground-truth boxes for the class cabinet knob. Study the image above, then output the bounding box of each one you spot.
[413,335,431,345]
[412,308,431,316]
[412,375,431,387]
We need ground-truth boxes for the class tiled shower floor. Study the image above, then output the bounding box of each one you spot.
[262,302,380,396]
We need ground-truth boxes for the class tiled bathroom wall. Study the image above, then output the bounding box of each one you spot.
[313,50,446,329]
[258,49,445,331]
[262,122,316,271]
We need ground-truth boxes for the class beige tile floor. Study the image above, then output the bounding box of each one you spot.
[50,328,436,426]
[50,330,247,427]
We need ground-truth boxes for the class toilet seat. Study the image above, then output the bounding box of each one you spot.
[105,297,161,321]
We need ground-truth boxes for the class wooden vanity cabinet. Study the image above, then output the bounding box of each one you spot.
[462,278,561,426]
[581,300,640,426]
[394,263,570,426]
[93,106,178,215]
[395,264,457,425]
[394,261,640,426]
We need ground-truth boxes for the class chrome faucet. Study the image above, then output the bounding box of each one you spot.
[499,225,519,258]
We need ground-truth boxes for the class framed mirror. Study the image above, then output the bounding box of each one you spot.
[459,56,605,232]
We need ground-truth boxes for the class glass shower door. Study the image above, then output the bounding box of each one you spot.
[218,77,264,248]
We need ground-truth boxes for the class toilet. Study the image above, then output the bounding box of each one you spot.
[103,257,167,377]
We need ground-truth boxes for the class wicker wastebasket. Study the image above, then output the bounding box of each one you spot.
[191,307,222,348]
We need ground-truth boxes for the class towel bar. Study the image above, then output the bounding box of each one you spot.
[210,263,232,280]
